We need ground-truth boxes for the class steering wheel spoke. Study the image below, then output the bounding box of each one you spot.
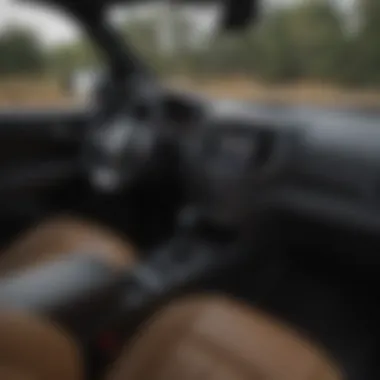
[83,86,163,193]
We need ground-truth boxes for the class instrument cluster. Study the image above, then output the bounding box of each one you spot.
[183,118,294,227]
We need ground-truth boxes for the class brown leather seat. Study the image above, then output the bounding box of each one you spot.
[107,295,343,380]
[0,215,137,275]
[0,311,83,380]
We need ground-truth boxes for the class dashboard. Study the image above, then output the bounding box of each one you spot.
[11,86,378,237]
[179,99,380,234]
[182,116,295,226]
[274,117,380,234]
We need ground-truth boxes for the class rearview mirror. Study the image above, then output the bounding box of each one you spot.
[222,0,258,31]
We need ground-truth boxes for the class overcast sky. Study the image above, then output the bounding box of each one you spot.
[0,0,356,46]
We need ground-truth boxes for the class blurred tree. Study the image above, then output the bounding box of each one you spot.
[251,9,299,82]
[350,0,380,86]
[48,39,99,74]
[120,9,196,75]
[285,0,347,81]
[0,26,46,76]
[29,0,380,89]
[122,19,158,60]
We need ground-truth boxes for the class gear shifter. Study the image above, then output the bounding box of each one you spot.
[89,208,246,340]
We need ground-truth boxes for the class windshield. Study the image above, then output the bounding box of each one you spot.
[0,0,379,110]
[107,0,380,110]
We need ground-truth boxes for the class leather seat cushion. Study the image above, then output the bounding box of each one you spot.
[0,215,137,275]
[107,295,343,380]
[0,312,83,380]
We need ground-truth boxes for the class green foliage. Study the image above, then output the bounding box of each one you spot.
[0,26,46,76]
[283,0,346,80]
[251,10,299,82]
[1,0,380,88]
[183,0,380,88]
[122,19,159,60]
[350,0,380,86]
[49,40,100,81]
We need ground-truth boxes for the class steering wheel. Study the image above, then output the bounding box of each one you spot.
[82,77,165,193]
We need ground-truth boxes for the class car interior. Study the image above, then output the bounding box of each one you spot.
[0,0,379,379]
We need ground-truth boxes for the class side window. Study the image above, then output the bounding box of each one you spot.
[0,1,100,108]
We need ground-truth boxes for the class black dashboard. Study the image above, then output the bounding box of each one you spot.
[178,98,380,234]
[2,88,379,238]
[182,114,296,227]
[273,117,380,234]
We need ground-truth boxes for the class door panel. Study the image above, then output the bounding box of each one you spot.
[0,108,88,222]
[0,108,87,164]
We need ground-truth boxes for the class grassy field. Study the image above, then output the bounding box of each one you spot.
[169,77,380,109]
[0,77,73,107]
[1,76,380,109]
